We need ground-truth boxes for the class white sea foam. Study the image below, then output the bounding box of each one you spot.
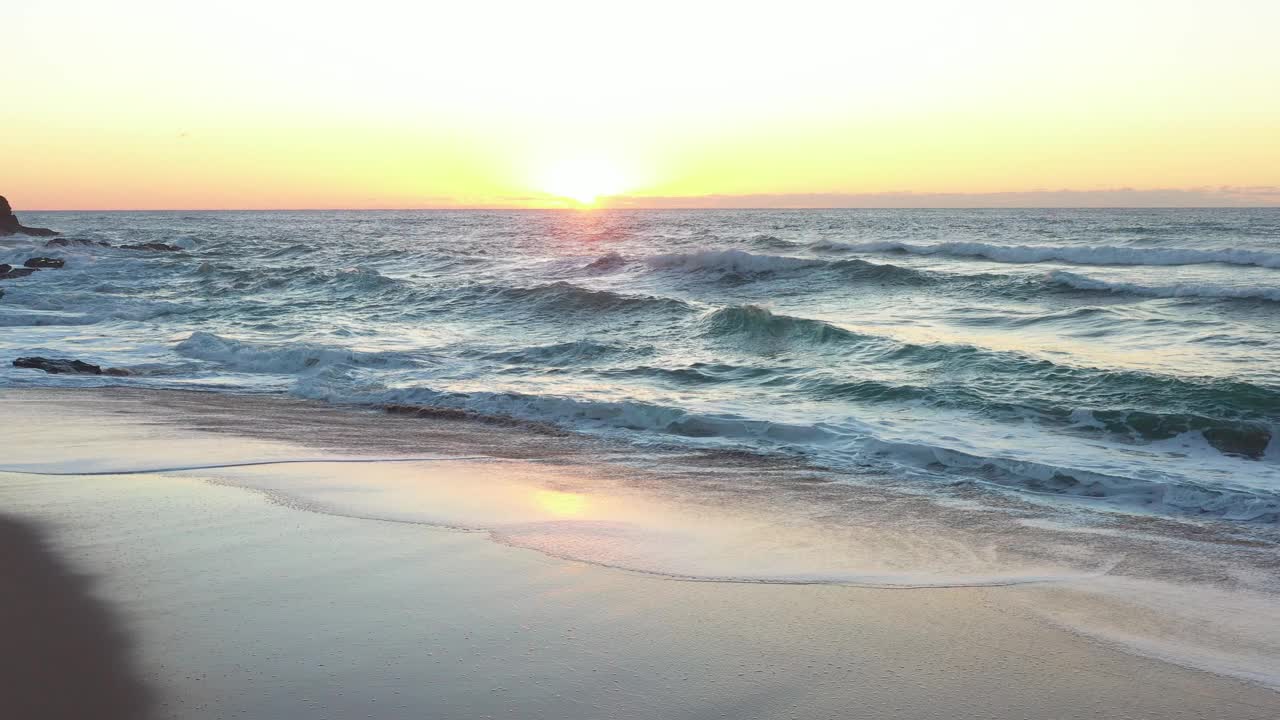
[1018,577,1280,691]
[0,288,188,325]
[145,455,1094,590]
[817,240,1280,268]
[286,376,1280,522]
[176,331,418,374]
[644,248,824,274]
[1047,270,1280,302]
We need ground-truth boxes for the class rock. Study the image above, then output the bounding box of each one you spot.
[1204,426,1273,460]
[12,357,131,376]
[0,267,38,279]
[118,242,181,252]
[14,357,103,374]
[585,252,627,272]
[0,195,58,237]
[0,264,9,273]
[23,257,64,269]
[45,238,110,248]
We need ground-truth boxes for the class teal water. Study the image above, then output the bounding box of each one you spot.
[3,208,1279,522]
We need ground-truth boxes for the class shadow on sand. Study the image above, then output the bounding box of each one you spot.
[0,514,154,719]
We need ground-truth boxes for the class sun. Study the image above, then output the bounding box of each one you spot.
[538,157,626,206]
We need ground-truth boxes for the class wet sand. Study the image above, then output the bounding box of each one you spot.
[1,387,1277,719]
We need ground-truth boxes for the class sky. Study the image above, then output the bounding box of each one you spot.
[5,0,1279,209]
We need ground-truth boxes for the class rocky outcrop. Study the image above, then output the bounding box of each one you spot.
[45,238,110,248]
[12,357,130,376]
[119,242,181,252]
[0,265,38,279]
[22,257,64,269]
[0,256,65,278]
[0,196,58,237]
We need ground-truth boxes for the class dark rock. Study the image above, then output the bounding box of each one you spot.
[15,226,57,237]
[14,357,103,375]
[46,238,110,248]
[0,197,16,236]
[0,267,38,280]
[585,252,627,272]
[1204,427,1273,460]
[0,195,58,237]
[23,257,64,269]
[0,264,9,273]
[12,357,132,376]
[118,242,181,252]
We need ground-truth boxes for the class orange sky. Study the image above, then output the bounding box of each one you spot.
[5,1,1279,209]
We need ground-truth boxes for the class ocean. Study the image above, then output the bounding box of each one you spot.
[3,208,1279,526]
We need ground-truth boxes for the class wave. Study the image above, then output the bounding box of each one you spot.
[0,290,190,326]
[699,305,869,347]
[860,437,1280,522]
[583,252,627,272]
[296,382,842,445]
[1047,271,1280,303]
[486,281,692,315]
[816,240,1280,269]
[692,304,1280,426]
[175,331,421,374]
[645,249,824,274]
[290,381,1280,522]
[595,362,778,387]
[638,362,1275,458]
[188,263,406,297]
[830,258,937,284]
[261,243,317,259]
[482,340,648,365]
[566,351,1276,459]
[629,247,1275,301]
[747,234,802,249]
[641,248,933,285]
[1068,409,1274,459]
[335,265,397,283]
[0,311,175,328]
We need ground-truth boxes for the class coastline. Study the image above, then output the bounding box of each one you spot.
[1,387,1277,718]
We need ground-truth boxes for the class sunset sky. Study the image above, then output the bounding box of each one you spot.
[6,1,1279,209]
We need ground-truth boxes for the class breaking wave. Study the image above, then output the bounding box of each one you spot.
[1047,270,1280,303]
[817,240,1280,269]
[176,332,422,374]
[699,305,867,346]
[641,248,934,284]
[287,381,1280,522]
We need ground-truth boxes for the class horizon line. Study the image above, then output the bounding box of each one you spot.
[18,186,1280,212]
[24,205,1280,212]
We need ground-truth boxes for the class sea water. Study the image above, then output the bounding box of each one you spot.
[4,208,1278,522]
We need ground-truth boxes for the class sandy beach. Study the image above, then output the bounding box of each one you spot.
[10,0,1280,715]
[1,387,1276,719]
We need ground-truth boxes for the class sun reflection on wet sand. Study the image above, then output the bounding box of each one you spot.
[199,456,1081,588]
[534,489,587,517]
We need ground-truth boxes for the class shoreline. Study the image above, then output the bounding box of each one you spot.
[1,387,1277,718]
